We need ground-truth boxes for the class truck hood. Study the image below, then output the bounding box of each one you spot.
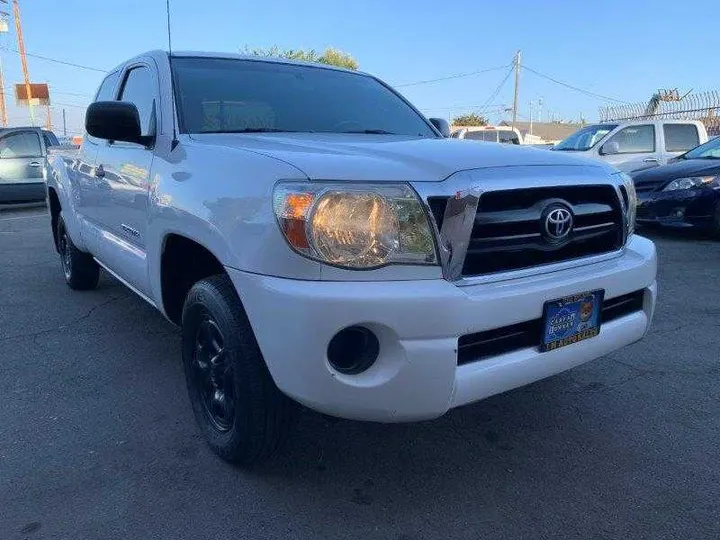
[189,133,606,182]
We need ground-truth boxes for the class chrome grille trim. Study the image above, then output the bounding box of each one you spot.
[412,166,627,284]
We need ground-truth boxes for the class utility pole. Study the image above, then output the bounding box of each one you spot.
[538,97,543,124]
[62,108,66,136]
[529,100,534,136]
[511,50,521,129]
[0,1,9,127]
[0,55,6,126]
[12,0,34,126]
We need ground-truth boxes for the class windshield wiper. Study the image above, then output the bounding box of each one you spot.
[199,128,299,134]
[341,129,397,135]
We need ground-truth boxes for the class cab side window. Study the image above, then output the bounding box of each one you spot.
[95,71,120,102]
[663,124,699,152]
[87,71,120,144]
[0,131,42,158]
[118,66,155,137]
[606,125,655,154]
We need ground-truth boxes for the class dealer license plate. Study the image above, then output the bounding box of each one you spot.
[541,290,604,352]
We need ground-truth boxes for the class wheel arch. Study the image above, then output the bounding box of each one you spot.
[158,232,230,325]
[46,155,88,252]
[47,186,61,252]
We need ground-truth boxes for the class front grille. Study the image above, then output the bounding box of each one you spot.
[634,179,664,193]
[430,185,624,277]
[636,205,655,221]
[457,290,645,365]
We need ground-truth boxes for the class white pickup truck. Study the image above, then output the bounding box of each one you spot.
[46,51,657,465]
[553,119,708,173]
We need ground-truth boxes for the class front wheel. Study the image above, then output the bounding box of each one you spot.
[181,274,296,465]
[56,214,100,290]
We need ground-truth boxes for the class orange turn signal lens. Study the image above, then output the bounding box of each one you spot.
[283,193,314,219]
[278,192,314,249]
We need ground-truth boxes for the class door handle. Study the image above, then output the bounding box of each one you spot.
[94,164,105,178]
[643,158,659,163]
[29,161,42,167]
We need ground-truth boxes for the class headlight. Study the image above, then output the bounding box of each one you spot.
[273,182,438,269]
[620,173,637,238]
[663,176,717,191]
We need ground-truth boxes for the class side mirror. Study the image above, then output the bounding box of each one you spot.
[86,101,152,146]
[429,118,451,138]
[601,141,620,155]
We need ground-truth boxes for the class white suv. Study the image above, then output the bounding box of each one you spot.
[45,51,657,465]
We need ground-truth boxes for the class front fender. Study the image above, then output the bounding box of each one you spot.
[144,141,319,311]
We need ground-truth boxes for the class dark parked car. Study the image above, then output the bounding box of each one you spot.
[633,136,720,236]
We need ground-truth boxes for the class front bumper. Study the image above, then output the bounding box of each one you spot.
[228,235,657,422]
[636,188,718,228]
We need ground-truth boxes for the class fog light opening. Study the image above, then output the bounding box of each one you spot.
[673,207,685,219]
[327,326,380,375]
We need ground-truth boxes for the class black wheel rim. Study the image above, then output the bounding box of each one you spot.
[59,229,71,280]
[192,315,235,432]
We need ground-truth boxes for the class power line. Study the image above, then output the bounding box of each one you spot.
[52,90,93,98]
[395,65,509,88]
[479,67,514,111]
[1,46,107,73]
[522,65,628,104]
[50,101,88,109]
[421,101,507,111]
[429,107,508,117]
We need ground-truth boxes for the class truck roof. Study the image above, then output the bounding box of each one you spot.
[0,126,53,132]
[109,50,365,77]
[456,125,518,131]
[598,119,706,127]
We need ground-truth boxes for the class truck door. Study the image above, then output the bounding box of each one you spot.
[92,63,156,296]
[75,70,120,248]
[0,129,45,202]
[598,123,657,173]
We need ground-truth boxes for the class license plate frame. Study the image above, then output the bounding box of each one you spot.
[541,289,605,352]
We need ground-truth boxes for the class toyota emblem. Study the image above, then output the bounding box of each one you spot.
[544,206,573,241]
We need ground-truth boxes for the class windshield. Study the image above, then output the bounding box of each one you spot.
[172,57,437,137]
[42,131,59,147]
[683,136,720,159]
[554,124,617,151]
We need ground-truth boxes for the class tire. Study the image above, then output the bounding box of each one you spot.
[56,214,100,290]
[181,274,296,465]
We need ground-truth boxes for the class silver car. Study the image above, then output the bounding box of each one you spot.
[0,127,58,204]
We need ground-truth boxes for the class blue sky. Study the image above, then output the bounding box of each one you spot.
[4,0,717,135]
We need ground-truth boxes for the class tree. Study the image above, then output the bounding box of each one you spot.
[242,46,359,70]
[451,113,489,126]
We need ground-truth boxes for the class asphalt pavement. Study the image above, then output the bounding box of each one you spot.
[1,207,719,540]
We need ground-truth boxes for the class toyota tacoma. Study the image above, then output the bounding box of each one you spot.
[45,51,657,465]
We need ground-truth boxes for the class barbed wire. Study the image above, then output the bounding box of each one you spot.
[599,90,720,121]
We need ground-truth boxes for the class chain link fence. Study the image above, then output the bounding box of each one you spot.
[599,90,720,136]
